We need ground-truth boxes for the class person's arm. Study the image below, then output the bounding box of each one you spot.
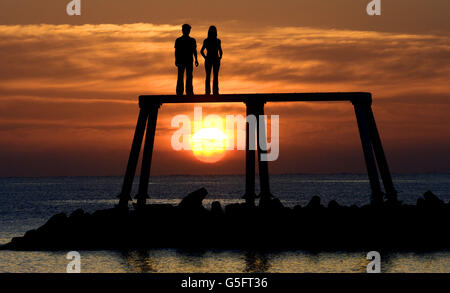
[200,40,206,59]
[193,39,199,67]
[218,39,223,60]
[174,40,178,66]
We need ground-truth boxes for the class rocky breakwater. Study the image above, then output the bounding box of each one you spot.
[1,189,449,251]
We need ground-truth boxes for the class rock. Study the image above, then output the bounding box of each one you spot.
[3,189,449,251]
[24,229,38,240]
[224,203,246,215]
[293,205,302,213]
[423,191,444,207]
[138,204,174,214]
[328,200,340,209]
[38,212,68,233]
[69,208,85,220]
[260,197,284,210]
[9,237,24,248]
[178,188,208,210]
[306,196,323,209]
[417,197,426,208]
[272,198,284,209]
[211,201,224,215]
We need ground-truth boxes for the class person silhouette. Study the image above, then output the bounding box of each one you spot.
[175,24,199,96]
[200,26,223,95]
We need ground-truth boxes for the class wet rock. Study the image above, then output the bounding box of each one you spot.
[306,196,323,209]
[47,212,67,225]
[178,188,208,211]
[417,197,426,208]
[328,200,340,209]
[93,207,127,218]
[37,212,68,234]
[224,203,237,214]
[272,198,284,209]
[211,201,224,215]
[69,208,85,219]
[68,209,90,226]
[24,229,38,240]
[293,204,302,213]
[139,203,174,214]
[423,191,445,207]
[224,203,251,217]
[260,197,284,210]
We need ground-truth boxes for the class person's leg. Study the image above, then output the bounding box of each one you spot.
[176,65,185,95]
[213,60,220,95]
[186,62,194,95]
[205,60,212,95]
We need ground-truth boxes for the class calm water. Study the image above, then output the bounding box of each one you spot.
[0,174,449,273]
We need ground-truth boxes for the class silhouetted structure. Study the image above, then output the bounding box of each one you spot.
[117,92,398,208]
[175,24,199,95]
[200,26,223,95]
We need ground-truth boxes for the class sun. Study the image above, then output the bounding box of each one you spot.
[191,127,228,163]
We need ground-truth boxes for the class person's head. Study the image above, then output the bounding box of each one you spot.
[207,26,217,39]
[182,24,191,36]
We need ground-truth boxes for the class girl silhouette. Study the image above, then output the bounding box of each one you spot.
[200,26,223,95]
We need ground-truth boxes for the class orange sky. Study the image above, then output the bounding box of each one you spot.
[0,1,449,176]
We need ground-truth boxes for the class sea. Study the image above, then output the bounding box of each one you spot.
[0,173,449,273]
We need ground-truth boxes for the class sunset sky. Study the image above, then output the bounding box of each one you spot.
[0,0,449,176]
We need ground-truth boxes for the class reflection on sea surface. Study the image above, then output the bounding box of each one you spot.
[114,249,450,273]
[0,248,449,273]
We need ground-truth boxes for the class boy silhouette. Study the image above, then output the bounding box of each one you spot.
[175,24,199,96]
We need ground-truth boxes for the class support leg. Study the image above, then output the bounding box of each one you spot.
[244,102,256,206]
[256,102,272,204]
[353,103,383,205]
[367,106,398,203]
[136,103,160,207]
[118,109,148,207]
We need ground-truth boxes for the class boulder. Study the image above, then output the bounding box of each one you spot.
[260,197,283,210]
[178,188,208,211]
[69,209,86,222]
[293,204,302,213]
[224,203,247,216]
[211,201,224,215]
[423,191,445,207]
[306,196,323,209]
[417,197,426,208]
[38,212,68,233]
[328,200,341,209]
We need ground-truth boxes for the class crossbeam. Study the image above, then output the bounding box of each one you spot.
[139,92,371,106]
[118,92,398,208]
